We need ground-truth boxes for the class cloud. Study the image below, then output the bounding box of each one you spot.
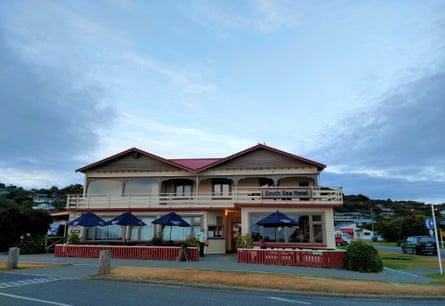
[312,68,445,200]
[124,53,217,94]
[0,28,115,187]
[252,0,301,31]
[95,112,253,159]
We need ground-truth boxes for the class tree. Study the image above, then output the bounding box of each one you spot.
[0,197,51,252]
[376,214,428,243]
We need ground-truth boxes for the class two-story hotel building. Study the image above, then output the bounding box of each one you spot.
[67,144,343,254]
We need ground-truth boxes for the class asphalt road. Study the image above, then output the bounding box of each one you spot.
[0,250,444,305]
[374,244,445,258]
[0,278,444,306]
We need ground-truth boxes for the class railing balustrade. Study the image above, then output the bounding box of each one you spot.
[237,248,346,268]
[67,186,342,209]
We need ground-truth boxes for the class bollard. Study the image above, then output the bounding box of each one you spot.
[97,250,111,274]
[7,247,20,269]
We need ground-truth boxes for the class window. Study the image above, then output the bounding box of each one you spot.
[174,180,192,197]
[207,225,224,238]
[88,180,122,195]
[125,179,157,195]
[250,213,324,244]
[162,216,202,240]
[212,179,231,197]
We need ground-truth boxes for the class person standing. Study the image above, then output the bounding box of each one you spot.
[197,228,206,257]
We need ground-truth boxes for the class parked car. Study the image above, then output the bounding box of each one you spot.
[372,234,384,242]
[335,232,350,246]
[400,236,437,255]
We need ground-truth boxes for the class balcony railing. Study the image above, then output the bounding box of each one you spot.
[67,186,342,210]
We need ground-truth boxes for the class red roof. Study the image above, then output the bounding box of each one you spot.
[169,158,221,171]
[76,144,326,173]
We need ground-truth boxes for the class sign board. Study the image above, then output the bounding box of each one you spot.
[425,218,434,230]
[261,188,311,199]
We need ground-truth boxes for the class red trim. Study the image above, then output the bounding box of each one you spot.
[234,203,342,208]
[68,207,230,213]
[253,242,327,248]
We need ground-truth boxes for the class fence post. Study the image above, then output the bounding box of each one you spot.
[97,250,111,274]
[7,247,20,269]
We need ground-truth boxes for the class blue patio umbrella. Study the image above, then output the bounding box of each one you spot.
[152,212,190,227]
[106,212,146,243]
[257,210,298,241]
[256,210,298,227]
[107,212,146,226]
[68,211,107,227]
[152,212,190,240]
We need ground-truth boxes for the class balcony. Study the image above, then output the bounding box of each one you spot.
[67,186,342,210]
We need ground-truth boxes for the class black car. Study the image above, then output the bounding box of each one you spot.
[400,236,437,255]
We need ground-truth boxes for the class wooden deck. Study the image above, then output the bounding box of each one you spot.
[237,248,346,268]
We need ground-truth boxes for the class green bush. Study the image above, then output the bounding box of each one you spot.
[184,235,199,247]
[151,232,163,245]
[67,233,81,244]
[18,234,46,254]
[345,240,383,273]
[236,234,254,249]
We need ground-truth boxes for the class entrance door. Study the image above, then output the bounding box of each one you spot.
[227,212,241,252]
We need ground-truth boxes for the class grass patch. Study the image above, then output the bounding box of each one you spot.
[102,266,445,296]
[378,250,445,270]
[425,273,445,284]
[0,262,69,270]
[369,242,399,247]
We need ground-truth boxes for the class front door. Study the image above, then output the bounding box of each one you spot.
[227,212,241,252]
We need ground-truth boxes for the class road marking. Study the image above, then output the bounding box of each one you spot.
[269,296,311,304]
[0,276,61,289]
[0,292,73,306]
[384,267,420,277]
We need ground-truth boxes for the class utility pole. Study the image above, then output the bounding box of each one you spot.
[428,203,443,275]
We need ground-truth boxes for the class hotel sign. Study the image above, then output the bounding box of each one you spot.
[261,188,311,199]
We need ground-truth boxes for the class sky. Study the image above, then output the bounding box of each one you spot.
[0,0,444,203]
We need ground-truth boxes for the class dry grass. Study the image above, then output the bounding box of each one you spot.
[104,266,445,296]
[0,262,67,270]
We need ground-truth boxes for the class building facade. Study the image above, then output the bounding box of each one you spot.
[67,144,343,254]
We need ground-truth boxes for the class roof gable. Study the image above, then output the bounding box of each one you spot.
[76,144,326,173]
[76,148,190,173]
[195,144,326,171]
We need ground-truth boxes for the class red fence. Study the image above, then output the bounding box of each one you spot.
[54,245,199,261]
[237,249,346,268]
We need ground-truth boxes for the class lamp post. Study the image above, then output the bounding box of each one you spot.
[427,203,443,275]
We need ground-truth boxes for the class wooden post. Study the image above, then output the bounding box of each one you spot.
[7,247,20,269]
[97,250,111,274]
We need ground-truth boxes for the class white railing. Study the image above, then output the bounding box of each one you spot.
[67,186,342,210]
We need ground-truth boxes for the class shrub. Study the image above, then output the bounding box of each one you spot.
[151,232,163,245]
[67,233,81,244]
[345,240,383,273]
[19,234,46,254]
[184,235,199,247]
[236,234,253,249]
